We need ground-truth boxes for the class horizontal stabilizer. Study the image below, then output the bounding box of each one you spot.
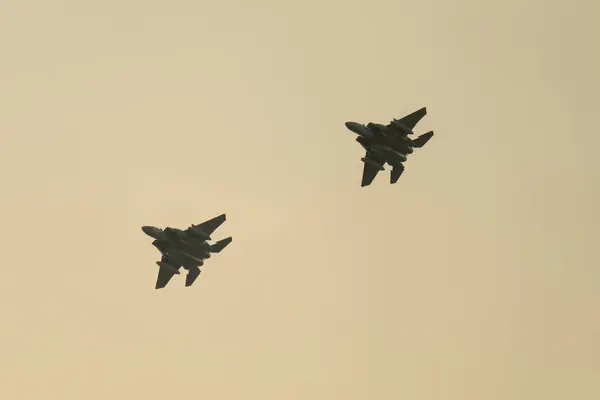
[390,165,405,184]
[412,131,434,148]
[210,237,232,253]
[361,160,382,187]
[185,266,201,287]
[155,255,180,289]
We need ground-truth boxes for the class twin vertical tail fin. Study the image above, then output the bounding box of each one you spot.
[412,131,434,148]
[210,237,232,253]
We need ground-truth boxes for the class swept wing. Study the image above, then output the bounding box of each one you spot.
[388,107,427,132]
[187,213,227,236]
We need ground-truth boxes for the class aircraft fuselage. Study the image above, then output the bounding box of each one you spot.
[355,137,409,168]
[153,238,211,259]
[166,250,206,269]
[347,122,414,157]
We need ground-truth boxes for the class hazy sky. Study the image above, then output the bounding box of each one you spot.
[1,1,598,399]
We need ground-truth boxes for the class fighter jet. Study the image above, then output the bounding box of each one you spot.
[141,213,232,289]
[344,107,434,187]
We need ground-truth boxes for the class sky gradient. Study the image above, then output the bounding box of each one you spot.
[1,1,598,399]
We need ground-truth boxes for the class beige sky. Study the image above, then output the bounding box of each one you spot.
[1,0,599,399]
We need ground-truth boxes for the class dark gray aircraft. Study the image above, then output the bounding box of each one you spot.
[345,107,434,187]
[142,213,232,289]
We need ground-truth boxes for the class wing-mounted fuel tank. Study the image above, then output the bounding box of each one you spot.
[385,149,408,165]
[156,260,181,275]
[390,120,413,135]
[188,225,211,241]
[361,157,385,170]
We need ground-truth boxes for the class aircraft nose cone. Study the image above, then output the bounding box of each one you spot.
[142,226,154,236]
[346,122,364,135]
